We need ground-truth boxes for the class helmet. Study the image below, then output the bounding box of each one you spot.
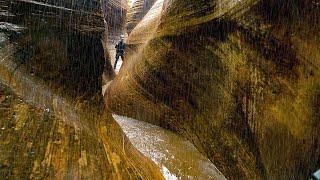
[120,35,125,39]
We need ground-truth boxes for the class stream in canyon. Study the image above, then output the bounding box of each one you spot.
[0,31,225,179]
[113,114,226,179]
[2,0,319,178]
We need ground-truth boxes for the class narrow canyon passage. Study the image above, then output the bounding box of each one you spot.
[0,31,163,179]
[0,28,225,179]
[1,0,320,179]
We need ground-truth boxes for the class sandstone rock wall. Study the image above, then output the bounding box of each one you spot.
[0,79,163,179]
[126,0,157,34]
[1,0,110,99]
[1,0,105,34]
[127,0,164,45]
[0,0,163,179]
[103,0,128,41]
[105,0,320,179]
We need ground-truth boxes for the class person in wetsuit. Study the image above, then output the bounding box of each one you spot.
[114,35,125,69]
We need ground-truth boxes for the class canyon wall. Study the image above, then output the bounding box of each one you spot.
[0,0,163,179]
[126,0,157,34]
[105,0,320,179]
[103,0,128,45]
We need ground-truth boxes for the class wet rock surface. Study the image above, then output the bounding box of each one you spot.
[0,0,319,179]
[103,0,127,44]
[0,0,109,99]
[106,0,320,179]
[127,0,163,45]
[0,0,163,179]
[113,114,226,180]
[0,0,105,33]
[127,0,157,34]
[0,81,163,179]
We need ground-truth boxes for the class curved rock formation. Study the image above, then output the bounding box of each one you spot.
[121,0,164,65]
[126,0,157,34]
[1,0,109,98]
[127,0,164,45]
[0,81,163,179]
[105,0,320,179]
[0,0,163,179]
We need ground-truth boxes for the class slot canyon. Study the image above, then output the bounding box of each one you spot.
[0,0,319,179]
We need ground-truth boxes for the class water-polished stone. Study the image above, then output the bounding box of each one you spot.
[105,0,320,179]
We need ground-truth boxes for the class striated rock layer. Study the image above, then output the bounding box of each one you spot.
[102,0,128,41]
[0,82,163,179]
[0,0,105,34]
[101,0,128,72]
[105,0,320,179]
[0,0,163,179]
[126,0,157,34]
[0,0,113,98]
[127,0,164,45]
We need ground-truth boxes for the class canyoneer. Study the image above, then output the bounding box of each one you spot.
[114,35,125,69]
